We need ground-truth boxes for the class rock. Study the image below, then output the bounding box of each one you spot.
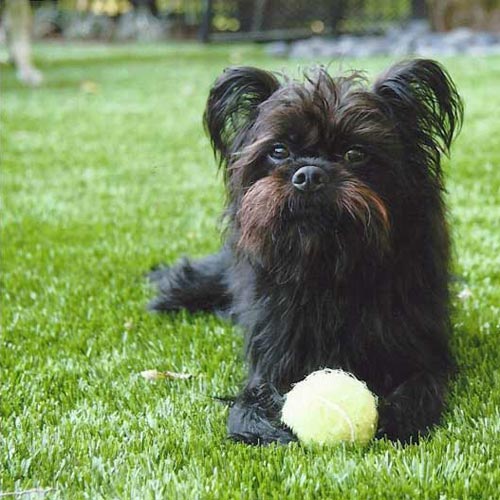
[63,13,114,40]
[348,36,388,58]
[33,4,61,38]
[265,41,289,58]
[114,9,166,42]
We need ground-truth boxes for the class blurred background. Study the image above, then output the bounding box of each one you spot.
[2,0,430,42]
[5,0,500,41]
[2,0,500,87]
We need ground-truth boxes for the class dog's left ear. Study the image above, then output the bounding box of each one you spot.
[373,59,463,176]
[203,66,280,166]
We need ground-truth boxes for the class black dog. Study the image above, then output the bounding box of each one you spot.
[149,59,463,445]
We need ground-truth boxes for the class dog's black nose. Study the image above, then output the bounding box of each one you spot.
[292,166,327,192]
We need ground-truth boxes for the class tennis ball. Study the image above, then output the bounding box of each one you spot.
[281,369,378,446]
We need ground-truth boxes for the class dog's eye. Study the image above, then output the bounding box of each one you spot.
[269,144,290,161]
[344,149,366,163]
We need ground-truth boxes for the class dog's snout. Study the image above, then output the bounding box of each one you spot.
[292,166,327,192]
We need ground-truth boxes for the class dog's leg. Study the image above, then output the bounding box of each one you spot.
[148,249,231,314]
[227,382,296,445]
[377,371,449,443]
[4,0,43,86]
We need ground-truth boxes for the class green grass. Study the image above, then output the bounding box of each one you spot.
[1,42,499,499]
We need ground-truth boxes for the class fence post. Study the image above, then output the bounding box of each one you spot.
[411,0,427,19]
[199,0,213,43]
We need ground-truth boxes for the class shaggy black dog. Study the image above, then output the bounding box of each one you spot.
[149,59,463,445]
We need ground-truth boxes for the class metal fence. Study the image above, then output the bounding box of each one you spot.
[25,0,427,41]
[201,0,427,42]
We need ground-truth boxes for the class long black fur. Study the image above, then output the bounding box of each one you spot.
[149,60,463,444]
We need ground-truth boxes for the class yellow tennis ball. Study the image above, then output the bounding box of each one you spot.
[281,369,378,446]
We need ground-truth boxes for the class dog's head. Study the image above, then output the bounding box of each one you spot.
[204,61,463,279]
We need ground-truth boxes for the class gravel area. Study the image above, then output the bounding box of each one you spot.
[266,21,500,59]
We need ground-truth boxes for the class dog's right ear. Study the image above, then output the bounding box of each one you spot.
[204,67,280,165]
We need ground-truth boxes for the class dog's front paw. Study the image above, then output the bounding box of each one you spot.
[227,390,297,446]
[376,398,423,444]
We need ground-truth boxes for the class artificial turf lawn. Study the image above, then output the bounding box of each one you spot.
[1,42,499,499]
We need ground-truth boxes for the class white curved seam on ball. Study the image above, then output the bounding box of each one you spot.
[316,396,356,442]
